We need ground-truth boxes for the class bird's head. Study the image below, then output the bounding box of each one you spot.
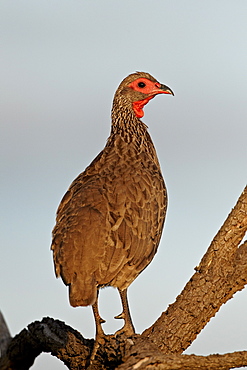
[113,72,174,118]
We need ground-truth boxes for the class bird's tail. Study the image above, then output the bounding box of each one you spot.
[69,278,97,307]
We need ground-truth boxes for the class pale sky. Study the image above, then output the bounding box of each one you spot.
[1,1,247,368]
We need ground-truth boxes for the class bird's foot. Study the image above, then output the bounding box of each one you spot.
[114,313,135,337]
[89,300,107,366]
[114,324,135,337]
[114,289,135,337]
[88,332,106,367]
[114,309,135,336]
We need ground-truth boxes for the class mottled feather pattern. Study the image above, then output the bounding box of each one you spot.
[52,137,167,306]
[51,72,169,309]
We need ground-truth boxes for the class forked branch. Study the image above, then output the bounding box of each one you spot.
[1,186,246,369]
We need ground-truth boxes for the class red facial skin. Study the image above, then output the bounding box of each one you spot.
[131,96,155,118]
[128,77,173,118]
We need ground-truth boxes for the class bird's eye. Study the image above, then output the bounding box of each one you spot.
[138,82,146,88]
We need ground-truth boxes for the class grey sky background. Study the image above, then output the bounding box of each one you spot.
[1,1,247,368]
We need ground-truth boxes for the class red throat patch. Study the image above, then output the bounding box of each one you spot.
[132,96,155,118]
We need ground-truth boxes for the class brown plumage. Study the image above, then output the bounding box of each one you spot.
[51,72,173,340]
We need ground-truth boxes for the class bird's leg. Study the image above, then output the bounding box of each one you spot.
[114,288,135,336]
[92,295,105,338]
[90,290,106,363]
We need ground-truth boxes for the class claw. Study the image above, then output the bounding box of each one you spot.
[114,312,124,320]
[114,288,135,336]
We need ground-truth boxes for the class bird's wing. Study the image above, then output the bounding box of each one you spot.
[106,152,167,289]
[51,146,167,303]
[51,150,113,305]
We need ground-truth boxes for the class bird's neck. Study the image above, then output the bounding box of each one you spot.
[107,96,160,166]
[110,104,147,141]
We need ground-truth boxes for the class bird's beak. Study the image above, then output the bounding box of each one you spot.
[157,83,174,96]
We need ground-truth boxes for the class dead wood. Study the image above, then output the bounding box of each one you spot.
[0,186,246,369]
[142,186,247,354]
[117,350,247,370]
[0,312,11,357]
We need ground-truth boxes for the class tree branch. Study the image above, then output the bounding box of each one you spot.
[0,312,11,357]
[1,187,246,369]
[142,186,247,354]
[0,317,92,370]
[117,350,247,370]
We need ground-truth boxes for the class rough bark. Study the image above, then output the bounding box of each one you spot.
[0,312,11,357]
[0,318,92,370]
[117,351,247,370]
[0,186,246,369]
[142,186,247,354]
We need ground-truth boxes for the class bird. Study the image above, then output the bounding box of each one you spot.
[51,72,174,344]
